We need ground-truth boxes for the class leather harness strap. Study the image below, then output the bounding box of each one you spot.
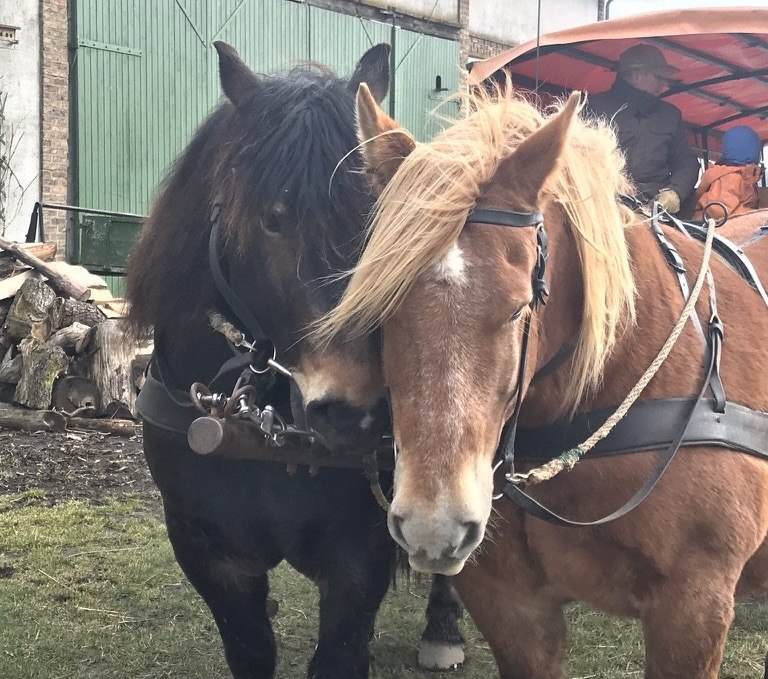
[514,397,768,462]
[671,215,768,309]
[501,318,724,527]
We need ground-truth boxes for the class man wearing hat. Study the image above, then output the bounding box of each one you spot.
[588,44,699,214]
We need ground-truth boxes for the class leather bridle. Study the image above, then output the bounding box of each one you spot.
[463,207,549,476]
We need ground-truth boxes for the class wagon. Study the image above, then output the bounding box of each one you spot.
[469,7,768,159]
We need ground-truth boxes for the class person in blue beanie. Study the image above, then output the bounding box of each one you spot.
[694,125,763,221]
[721,125,761,166]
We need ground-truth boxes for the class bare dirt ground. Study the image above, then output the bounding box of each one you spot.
[0,427,160,508]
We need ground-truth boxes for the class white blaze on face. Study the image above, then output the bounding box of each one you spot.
[433,242,466,285]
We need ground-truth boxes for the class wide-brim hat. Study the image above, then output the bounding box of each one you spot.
[618,44,677,76]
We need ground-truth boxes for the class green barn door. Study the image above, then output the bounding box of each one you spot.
[393,28,459,141]
[73,1,458,291]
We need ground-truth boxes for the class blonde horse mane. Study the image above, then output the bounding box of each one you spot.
[318,84,637,411]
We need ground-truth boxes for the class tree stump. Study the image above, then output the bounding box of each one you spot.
[51,375,102,414]
[87,320,136,415]
[4,279,56,342]
[14,337,69,409]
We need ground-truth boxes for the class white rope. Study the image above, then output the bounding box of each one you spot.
[509,215,718,486]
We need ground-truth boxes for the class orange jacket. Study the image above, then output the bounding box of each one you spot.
[693,163,761,221]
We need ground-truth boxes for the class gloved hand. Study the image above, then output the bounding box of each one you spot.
[654,188,681,214]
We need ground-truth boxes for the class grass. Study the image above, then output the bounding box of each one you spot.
[0,492,764,678]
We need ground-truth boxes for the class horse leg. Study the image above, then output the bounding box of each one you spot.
[417,574,466,670]
[642,576,735,679]
[166,512,277,679]
[454,569,567,679]
[307,548,393,679]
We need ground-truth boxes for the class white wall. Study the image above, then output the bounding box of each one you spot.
[365,0,458,24]
[0,0,40,241]
[470,0,598,45]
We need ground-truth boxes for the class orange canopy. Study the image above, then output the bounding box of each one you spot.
[469,7,768,150]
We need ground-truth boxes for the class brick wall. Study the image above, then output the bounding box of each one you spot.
[457,0,469,93]
[40,0,69,260]
[467,34,513,61]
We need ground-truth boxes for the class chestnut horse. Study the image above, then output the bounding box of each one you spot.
[715,207,768,246]
[125,43,463,678]
[319,84,768,678]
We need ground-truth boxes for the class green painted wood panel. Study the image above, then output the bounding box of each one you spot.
[75,0,310,217]
[74,1,459,272]
[309,7,390,87]
[393,28,459,141]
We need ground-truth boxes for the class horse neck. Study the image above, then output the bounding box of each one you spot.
[591,225,709,407]
[523,218,710,423]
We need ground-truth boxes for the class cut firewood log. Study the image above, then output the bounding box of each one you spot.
[0,235,90,301]
[50,297,104,331]
[52,375,102,414]
[65,416,136,437]
[0,271,36,302]
[0,299,13,328]
[14,337,69,409]
[86,319,136,415]
[103,400,133,420]
[0,354,22,384]
[0,402,65,432]
[4,278,56,342]
[0,242,57,279]
[46,322,93,355]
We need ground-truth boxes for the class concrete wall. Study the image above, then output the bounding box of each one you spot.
[0,0,41,241]
[365,0,458,24]
[469,0,598,45]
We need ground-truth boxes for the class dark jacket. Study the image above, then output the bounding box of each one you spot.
[587,78,699,202]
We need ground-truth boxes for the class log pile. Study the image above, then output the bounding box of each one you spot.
[0,242,148,437]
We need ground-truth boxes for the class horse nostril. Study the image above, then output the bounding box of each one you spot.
[306,399,361,433]
[457,521,482,555]
[389,513,407,548]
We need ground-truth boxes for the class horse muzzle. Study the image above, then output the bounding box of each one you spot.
[388,506,484,575]
[305,395,391,452]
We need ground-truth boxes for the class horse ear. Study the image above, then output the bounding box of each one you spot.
[356,82,416,191]
[213,41,260,108]
[348,43,390,104]
[494,91,581,209]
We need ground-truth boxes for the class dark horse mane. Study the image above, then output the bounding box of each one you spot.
[126,63,369,341]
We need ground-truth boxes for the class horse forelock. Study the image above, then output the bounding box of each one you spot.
[126,66,372,339]
[318,83,638,412]
[220,68,369,272]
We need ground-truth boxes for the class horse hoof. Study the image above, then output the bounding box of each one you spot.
[266,597,279,618]
[417,640,465,671]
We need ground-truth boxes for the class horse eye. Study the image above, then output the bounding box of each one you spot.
[261,212,283,235]
[509,306,524,323]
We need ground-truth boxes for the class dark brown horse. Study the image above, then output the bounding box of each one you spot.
[319,84,768,678]
[125,43,463,679]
